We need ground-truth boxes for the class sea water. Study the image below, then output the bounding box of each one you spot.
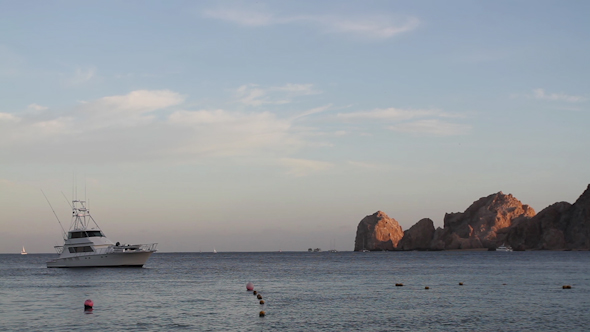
[0,251,589,331]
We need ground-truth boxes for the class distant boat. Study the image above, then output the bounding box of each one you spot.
[21,246,27,255]
[308,248,313,252]
[314,248,321,252]
[329,238,338,253]
[213,248,217,254]
[496,244,513,252]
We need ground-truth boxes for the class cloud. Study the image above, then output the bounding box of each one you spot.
[28,103,48,111]
[204,8,419,39]
[291,104,333,120]
[236,83,319,106]
[531,89,586,103]
[388,119,471,136]
[0,89,306,163]
[280,158,333,176]
[337,107,455,121]
[347,161,390,171]
[68,66,97,85]
[0,112,20,122]
[167,109,298,157]
[337,107,469,136]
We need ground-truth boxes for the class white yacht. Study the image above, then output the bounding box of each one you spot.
[496,244,513,252]
[46,199,157,268]
[21,246,27,255]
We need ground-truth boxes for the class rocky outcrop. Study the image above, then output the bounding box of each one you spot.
[506,202,570,250]
[436,192,535,249]
[355,184,590,251]
[507,184,590,250]
[561,184,590,249]
[354,211,404,251]
[398,218,435,250]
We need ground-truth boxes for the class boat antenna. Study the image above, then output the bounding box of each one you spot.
[61,192,73,209]
[41,189,67,240]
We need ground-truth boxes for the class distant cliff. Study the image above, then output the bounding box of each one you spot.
[354,184,590,251]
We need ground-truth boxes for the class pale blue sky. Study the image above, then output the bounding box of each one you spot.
[1,1,589,252]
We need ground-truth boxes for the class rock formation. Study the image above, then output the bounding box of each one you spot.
[397,218,435,250]
[435,192,535,249]
[507,184,590,250]
[354,184,590,251]
[354,211,404,251]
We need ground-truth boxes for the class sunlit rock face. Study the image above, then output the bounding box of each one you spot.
[437,192,536,249]
[354,211,404,251]
[398,218,435,251]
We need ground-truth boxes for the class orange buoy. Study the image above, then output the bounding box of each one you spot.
[257,294,262,299]
[425,286,430,290]
[459,282,463,286]
[563,285,572,289]
[253,291,257,295]
[259,311,266,317]
[395,283,403,287]
[260,300,265,304]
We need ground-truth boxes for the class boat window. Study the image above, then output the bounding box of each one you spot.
[68,231,89,239]
[67,246,94,253]
[86,231,103,237]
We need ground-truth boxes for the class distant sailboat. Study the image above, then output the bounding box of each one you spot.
[21,246,27,255]
[213,248,217,254]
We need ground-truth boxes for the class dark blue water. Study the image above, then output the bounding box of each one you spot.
[1,251,589,331]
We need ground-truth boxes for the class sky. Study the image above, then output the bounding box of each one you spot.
[1,1,589,253]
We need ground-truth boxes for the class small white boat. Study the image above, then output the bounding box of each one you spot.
[496,244,513,252]
[213,248,217,254]
[21,246,27,255]
[46,199,157,268]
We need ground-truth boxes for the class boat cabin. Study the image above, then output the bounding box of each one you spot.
[68,230,105,239]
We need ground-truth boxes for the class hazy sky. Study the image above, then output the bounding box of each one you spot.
[1,1,589,253]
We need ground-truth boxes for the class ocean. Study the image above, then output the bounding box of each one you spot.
[0,251,589,331]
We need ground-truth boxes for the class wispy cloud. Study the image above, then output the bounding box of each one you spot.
[347,161,390,171]
[388,119,471,136]
[28,103,48,111]
[531,88,586,103]
[338,107,469,136]
[0,89,306,163]
[337,107,458,120]
[236,83,320,106]
[280,158,333,176]
[204,8,419,39]
[291,104,333,120]
[68,66,97,85]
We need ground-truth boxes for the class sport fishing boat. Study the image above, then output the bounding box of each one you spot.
[46,199,157,268]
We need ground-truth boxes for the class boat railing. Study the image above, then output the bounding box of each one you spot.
[56,243,158,257]
[54,246,64,254]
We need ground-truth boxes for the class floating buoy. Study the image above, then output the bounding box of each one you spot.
[259,300,265,304]
[459,282,463,286]
[502,283,507,286]
[425,286,430,290]
[395,283,403,287]
[246,282,254,291]
[253,291,257,295]
[259,311,266,317]
[257,294,262,299]
[563,285,572,289]
[84,299,93,310]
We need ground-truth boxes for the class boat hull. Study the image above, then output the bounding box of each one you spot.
[47,251,155,268]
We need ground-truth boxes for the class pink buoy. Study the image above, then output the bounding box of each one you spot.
[84,299,94,310]
[246,282,254,291]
